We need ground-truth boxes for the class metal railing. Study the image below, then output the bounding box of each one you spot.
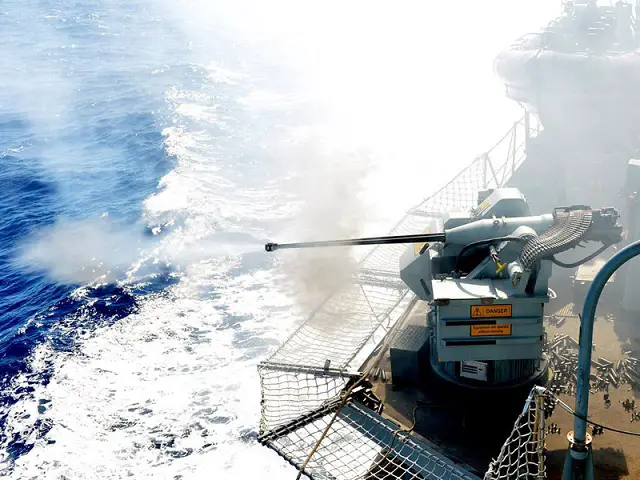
[258,112,543,479]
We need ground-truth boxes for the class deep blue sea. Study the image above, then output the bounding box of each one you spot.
[0,1,556,478]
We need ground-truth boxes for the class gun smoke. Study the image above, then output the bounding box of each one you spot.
[16,217,261,285]
[278,138,372,311]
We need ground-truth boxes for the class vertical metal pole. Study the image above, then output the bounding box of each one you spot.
[524,110,531,153]
[534,390,545,477]
[511,121,517,176]
[563,240,640,479]
[483,153,488,189]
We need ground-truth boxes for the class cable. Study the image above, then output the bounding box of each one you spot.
[547,390,640,437]
[353,401,446,480]
[376,403,440,468]
[519,209,593,271]
[550,243,611,268]
[454,236,529,273]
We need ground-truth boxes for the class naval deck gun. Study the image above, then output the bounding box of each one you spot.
[266,187,622,389]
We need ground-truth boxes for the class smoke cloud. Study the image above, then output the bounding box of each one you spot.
[16,217,262,285]
[278,137,372,310]
[17,217,145,285]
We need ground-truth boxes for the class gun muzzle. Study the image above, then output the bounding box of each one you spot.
[265,243,278,252]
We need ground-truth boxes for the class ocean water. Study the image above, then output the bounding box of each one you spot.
[0,1,558,478]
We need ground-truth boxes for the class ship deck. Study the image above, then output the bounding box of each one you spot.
[364,273,640,479]
[257,114,640,479]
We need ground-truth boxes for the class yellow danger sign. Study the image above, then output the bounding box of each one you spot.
[413,227,432,256]
[470,305,512,318]
[471,324,512,337]
[414,242,428,256]
[477,199,491,212]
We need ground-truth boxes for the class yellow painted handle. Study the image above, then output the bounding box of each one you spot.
[496,262,507,274]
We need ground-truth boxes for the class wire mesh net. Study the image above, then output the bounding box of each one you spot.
[258,366,352,434]
[260,401,479,480]
[259,115,542,479]
[484,387,548,480]
[260,386,549,480]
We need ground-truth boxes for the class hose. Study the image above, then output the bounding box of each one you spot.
[550,243,611,268]
[519,209,593,271]
[454,236,529,273]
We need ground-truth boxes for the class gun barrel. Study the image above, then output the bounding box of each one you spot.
[264,232,446,252]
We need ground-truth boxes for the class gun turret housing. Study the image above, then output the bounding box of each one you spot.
[265,188,623,388]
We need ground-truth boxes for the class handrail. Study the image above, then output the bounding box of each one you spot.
[563,240,640,479]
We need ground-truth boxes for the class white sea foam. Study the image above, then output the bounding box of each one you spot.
[3,1,561,478]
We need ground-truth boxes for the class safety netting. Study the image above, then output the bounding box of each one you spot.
[483,387,548,480]
[260,400,480,480]
[258,115,543,479]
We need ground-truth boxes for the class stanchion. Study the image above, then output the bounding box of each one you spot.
[562,240,640,479]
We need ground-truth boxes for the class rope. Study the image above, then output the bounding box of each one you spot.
[294,372,370,480]
[294,297,417,479]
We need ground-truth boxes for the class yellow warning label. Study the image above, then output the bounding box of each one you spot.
[477,199,491,212]
[470,304,512,318]
[470,324,512,337]
[413,227,432,256]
